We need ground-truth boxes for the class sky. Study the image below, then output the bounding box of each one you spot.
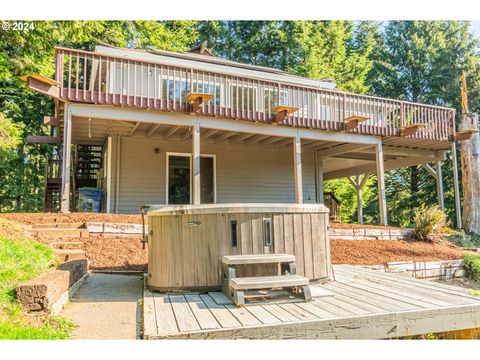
[470,21,480,40]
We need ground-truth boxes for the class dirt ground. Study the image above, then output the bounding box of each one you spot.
[331,239,464,265]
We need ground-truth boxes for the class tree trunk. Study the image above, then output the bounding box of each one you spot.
[460,113,480,234]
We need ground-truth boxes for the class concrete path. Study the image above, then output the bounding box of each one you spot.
[62,273,143,339]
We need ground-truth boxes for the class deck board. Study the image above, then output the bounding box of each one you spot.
[144,265,480,339]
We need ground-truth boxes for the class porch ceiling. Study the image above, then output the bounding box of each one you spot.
[70,116,444,181]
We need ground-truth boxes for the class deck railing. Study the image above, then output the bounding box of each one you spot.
[55,47,456,141]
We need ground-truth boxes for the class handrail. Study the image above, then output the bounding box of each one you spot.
[54,47,456,141]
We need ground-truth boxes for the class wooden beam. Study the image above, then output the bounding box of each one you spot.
[259,136,284,146]
[275,137,293,147]
[214,132,235,143]
[23,74,60,99]
[293,136,303,204]
[230,133,255,144]
[375,144,387,226]
[454,129,480,141]
[146,124,161,138]
[344,116,369,132]
[422,163,437,178]
[60,107,72,213]
[192,120,201,205]
[202,129,219,141]
[245,134,270,145]
[43,116,59,127]
[316,143,372,158]
[324,155,441,181]
[128,122,141,136]
[26,136,60,144]
[165,126,181,139]
[400,124,427,137]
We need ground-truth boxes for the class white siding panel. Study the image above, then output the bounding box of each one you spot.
[114,136,316,213]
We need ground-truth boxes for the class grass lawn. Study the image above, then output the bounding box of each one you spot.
[0,218,75,339]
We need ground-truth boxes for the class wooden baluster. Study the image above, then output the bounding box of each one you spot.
[67,52,72,99]
[83,55,87,101]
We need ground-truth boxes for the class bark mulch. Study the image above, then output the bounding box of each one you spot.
[1,212,143,225]
[330,222,405,230]
[331,239,464,266]
[82,235,147,271]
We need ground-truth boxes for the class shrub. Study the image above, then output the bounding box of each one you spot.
[413,205,450,242]
[464,253,480,281]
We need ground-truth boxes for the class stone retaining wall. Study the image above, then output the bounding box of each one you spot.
[330,228,414,241]
[363,259,465,280]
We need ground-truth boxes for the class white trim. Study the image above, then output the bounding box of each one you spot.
[60,105,72,213]
[106,136,112,213]
[165,152,217,205]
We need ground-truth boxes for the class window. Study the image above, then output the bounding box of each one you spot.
[166,153,216,204]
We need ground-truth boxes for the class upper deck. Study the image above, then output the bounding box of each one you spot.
[52,46,456,148]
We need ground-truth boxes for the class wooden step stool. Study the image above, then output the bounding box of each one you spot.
[221,254,311,305]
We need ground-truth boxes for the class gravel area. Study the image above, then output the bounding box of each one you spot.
[331,239,464,265]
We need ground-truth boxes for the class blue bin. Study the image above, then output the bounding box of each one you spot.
[78,187,103,213]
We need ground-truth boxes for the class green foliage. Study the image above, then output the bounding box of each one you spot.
[464,253,480,281]
[324,175,376,223]
[448,233,480,248]
[0,219,72,339]
[413,205,450,241]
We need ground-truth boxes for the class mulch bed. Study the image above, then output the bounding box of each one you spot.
[1,212,465,270]
[82,235,147,271]
[1,212,143,225]
[330,222,405,230]
[331,239,464,265]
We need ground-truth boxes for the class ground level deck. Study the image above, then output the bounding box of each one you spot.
[143,264,480,339]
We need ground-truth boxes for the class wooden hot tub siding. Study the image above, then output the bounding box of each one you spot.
[147,208,330,291]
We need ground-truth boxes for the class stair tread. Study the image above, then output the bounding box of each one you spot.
[229,274,309,290]
[223,253,295,265]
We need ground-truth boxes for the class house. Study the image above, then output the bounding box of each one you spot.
[23,43,463,227]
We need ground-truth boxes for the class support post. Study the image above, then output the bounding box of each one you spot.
[60,106,72,213]
[451,141,462,229]
[315,151,324,203]
[192,118,201,205]
[293,135,303,204]
[106,136,112,213]
[375,143,388,226]
[436,160,444,210]
[115,135,122,213]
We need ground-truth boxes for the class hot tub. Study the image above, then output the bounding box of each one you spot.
[146,203,330,292]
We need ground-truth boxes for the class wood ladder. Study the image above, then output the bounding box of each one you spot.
[221,254,312,305]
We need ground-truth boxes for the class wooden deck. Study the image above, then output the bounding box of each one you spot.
[143,265,480,339]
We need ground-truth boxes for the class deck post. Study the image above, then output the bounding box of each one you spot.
[192,117,201,205]
[293,135,303,204]
[375,143,388,226]
[315,152,324,203]
[451,141,462,228]
[436,160,445,210]
[60,105,72,213]
[106,136,112,213]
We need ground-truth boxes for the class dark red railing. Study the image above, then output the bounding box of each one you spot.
[55,47,456,141]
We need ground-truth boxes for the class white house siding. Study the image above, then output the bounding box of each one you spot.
[110,136,317,213]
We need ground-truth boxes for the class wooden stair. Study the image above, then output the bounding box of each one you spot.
[222,254,311,305]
